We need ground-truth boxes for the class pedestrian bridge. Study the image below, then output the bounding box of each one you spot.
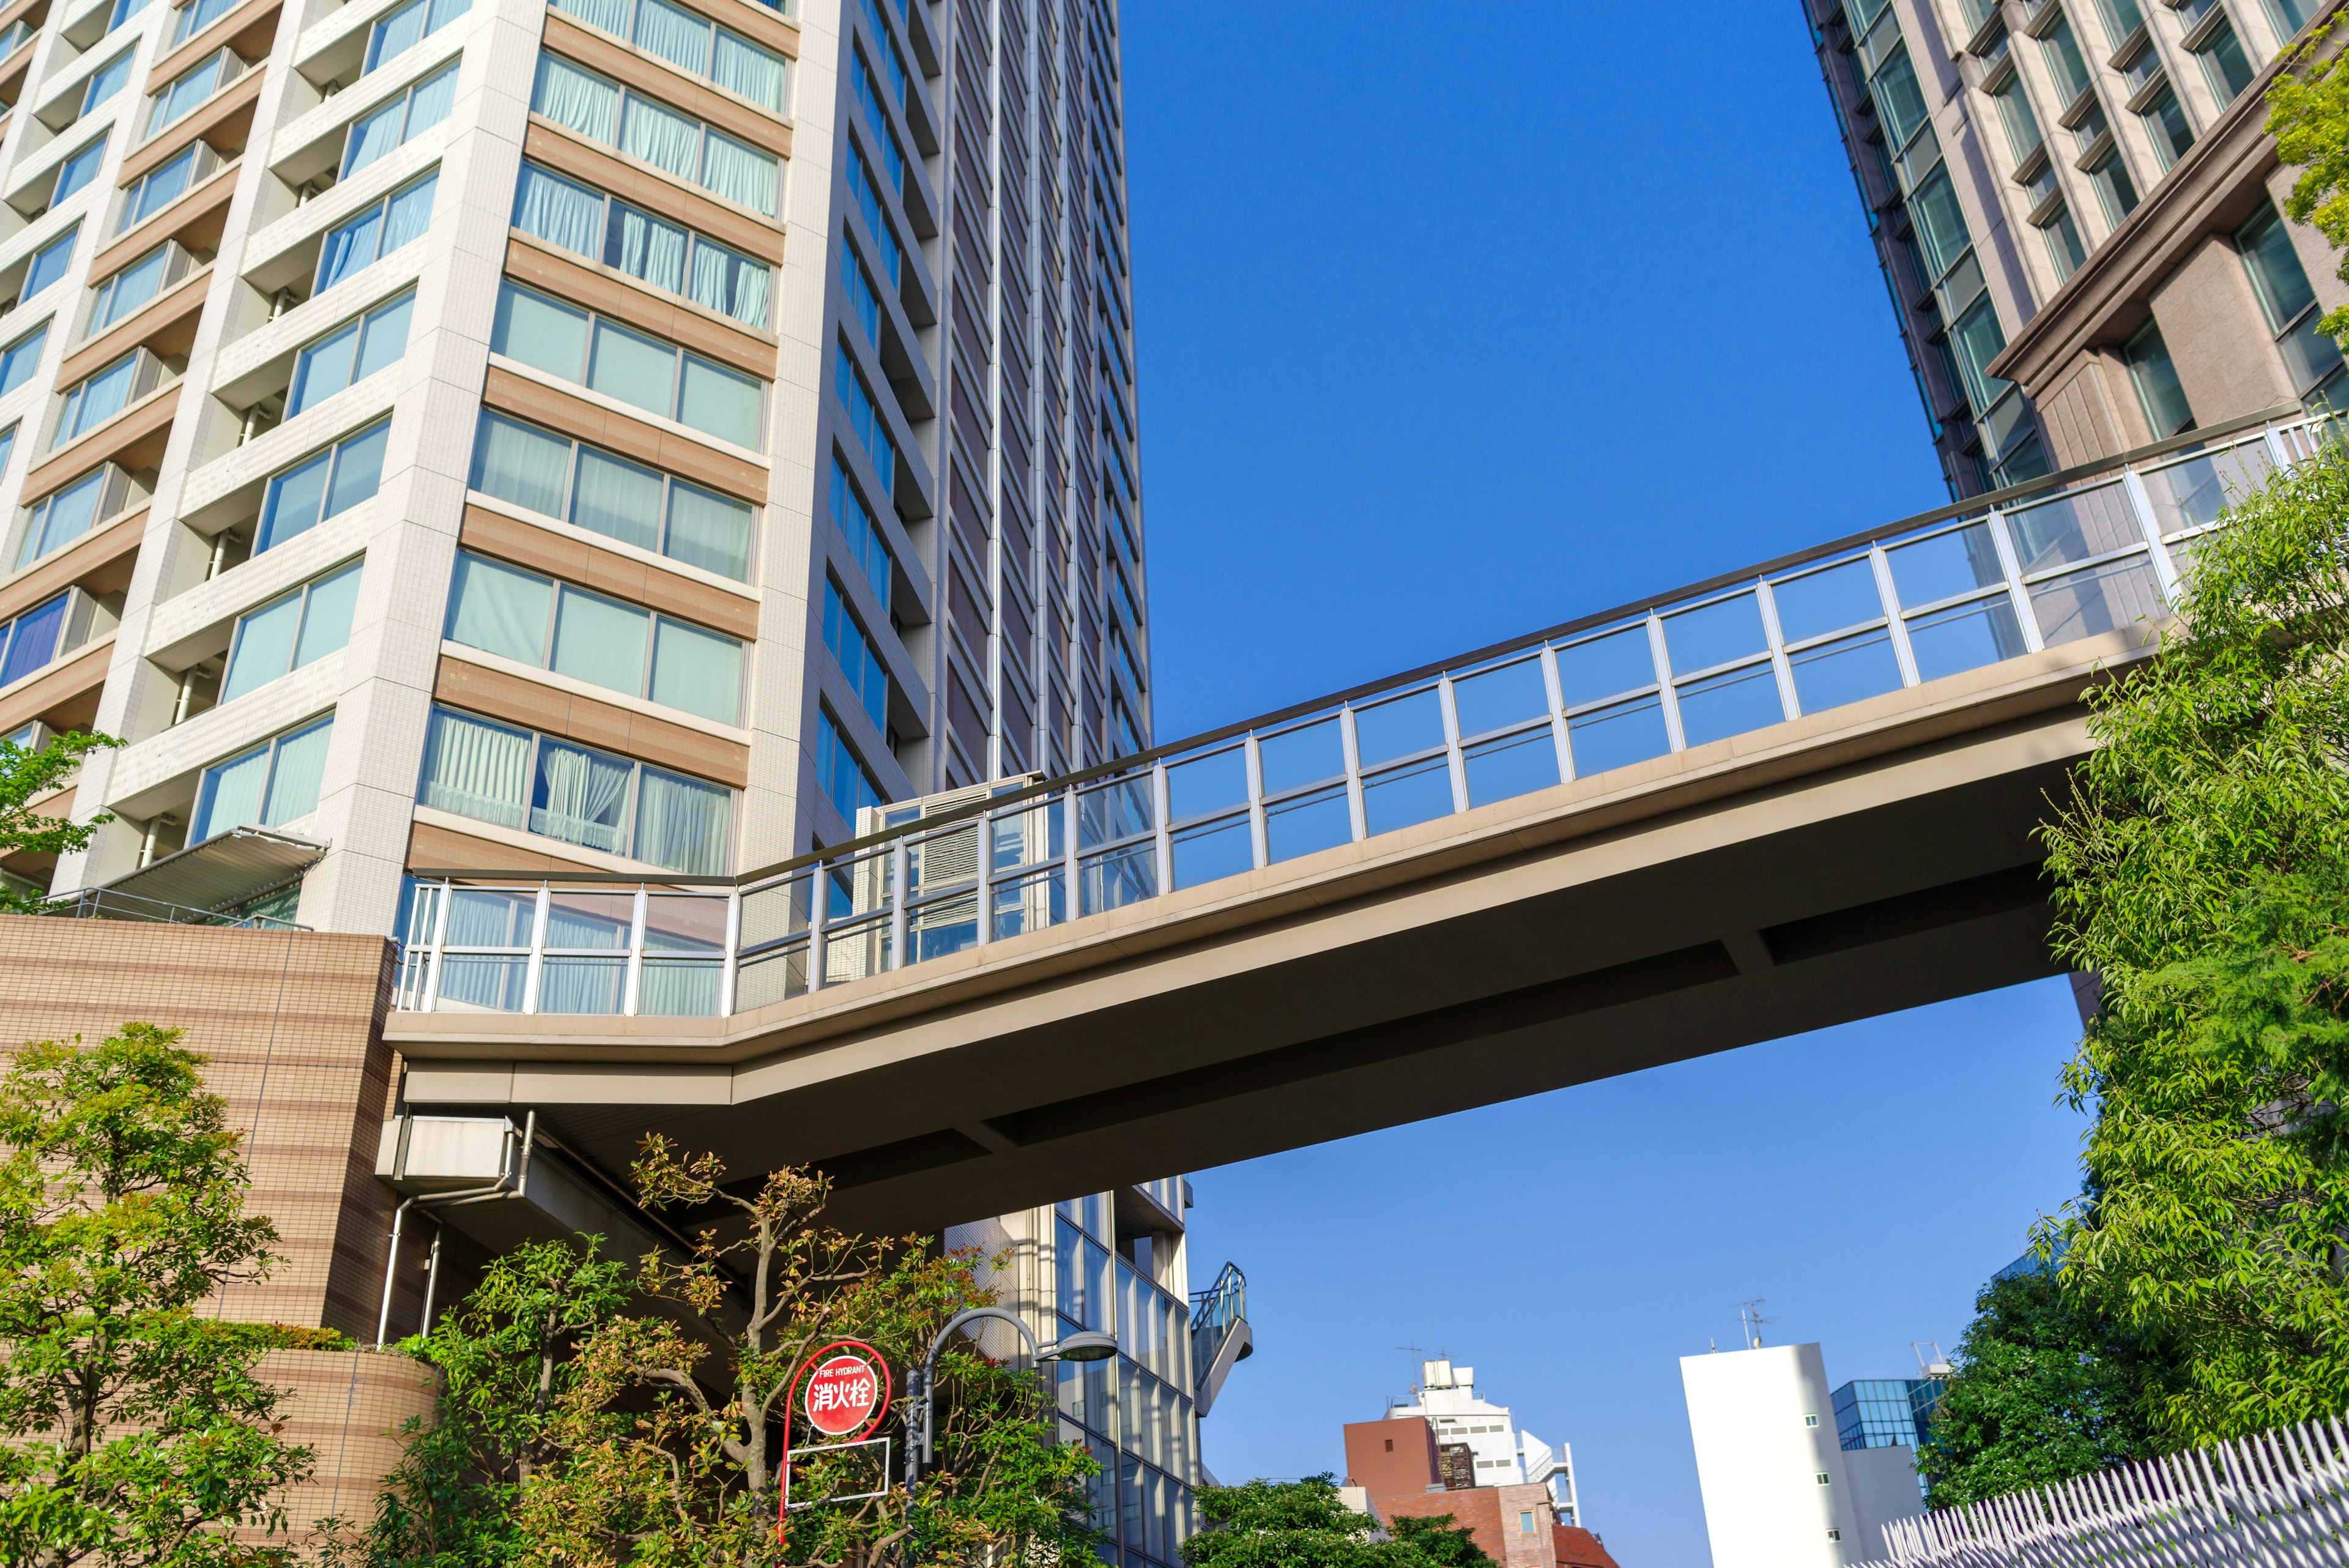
[389,407,2314,1235]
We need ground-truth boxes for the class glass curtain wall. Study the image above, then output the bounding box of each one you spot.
[1053,1194,1195,1568]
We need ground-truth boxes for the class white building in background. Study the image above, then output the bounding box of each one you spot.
[1679,1343,1928,1568]
[1387,1358,1584,1529]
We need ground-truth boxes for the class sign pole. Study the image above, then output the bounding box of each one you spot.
[775,1339,894,1550]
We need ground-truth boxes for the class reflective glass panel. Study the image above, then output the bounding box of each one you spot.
[2003,481,2144,575]
[1257,719,1341,795]
[1353,689,1442,765]
[1170,815,1252,889]
[1887,522,2006,609]
[1566,696,1671,775]
[1771,558,1886,644]
[1663,594,1768,676]
[1361,754,1453,836]
[1452,658,1548,740]
[1463,728,1559,807]
[1555,626,1659,707]
[1788,630,1904,714]
[1675,663,1786,746]
[1264,784,1349,863]
[1904,595,2028,682]
[1165,748,1245,823]
[2027,556,2169,647]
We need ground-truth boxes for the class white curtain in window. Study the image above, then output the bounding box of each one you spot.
[193,745,269,841]
[513,165,603,258]
[664,481,751,579]
[532,57,615,143]
[635,767,729,874]
[294,562,362,669]
[688,243,768,328]
[262,718,333,825]
[634,0,710,72]
[221,590,302,702]
[472,412,570,516]
[550,588,648,696]
[677,356,762,449]
[381,174,438,253]
[649,617,741,723]
[636,959,719,1016]
[613,206,688,294]
[420,707,530,827]
[343,99,404,173]
[447,552,551,665]
[551,0,629,35]
[620,97,699,180]
[443,886,534,946]
[711,30,784,111]
[699,132,776,215]
[532,742,631,853]
[405,62,458,136]
[538,955,626,1013]
[570,448,661,551]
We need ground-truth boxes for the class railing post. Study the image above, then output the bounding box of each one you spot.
[1538,645,1574,782]
[1151,762,1173,894]
[522,884,549,1014]
[1338,707,1368,842]
[1752,579,1801,722]
[1436,679,1468,814]
[809,862,831,991]
[719,888,740,1016]
[2121,465,2182,603]
[1242,735,1269,868]
[1647,615,1687,751]
[421,879,451,1012]
[974,801,996,948]
[622,885,647,1016]
[888,838,909,970]
[1983,508,2045,654]
[1062,787,1081,920]
[1870,544,1921,688]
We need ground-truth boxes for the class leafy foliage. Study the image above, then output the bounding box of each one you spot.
[0,1024,311,1568]
[1180,1477,1493,1568]
[375,1145,1099,1568]
[0,731,119,911]
[1917,1265,2179,1507]
[2038,437,2349,1440]
[2271,24,2349,346]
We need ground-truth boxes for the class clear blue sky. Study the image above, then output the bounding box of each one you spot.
[1114,5,2094,1567]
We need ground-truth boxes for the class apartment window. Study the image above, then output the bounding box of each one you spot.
[1989,77,2043,165]
[343,62,456,176]
[171,0,237,43]
[51,139,107,212]
[146,48,242,138]
[530,56,777,216]
[822,576,888,727]
[118,145,210,233]
[0,427,18,485]
[2266,0,2319,37]
[81,50,135,117]
[815,704,883,822]
[1519,1514,1535,1535]
[54,349,155,446]
[220,560,362,702]
[845,140,904,286]
[1804,1414,1820,1427]
[842,234,881,341]
[2236,201,2345,401]
[23,230,76,300]
[317,171,437,292]
[836,342,894,494]
[1870,48,1931,148]
[0,593,71,686]
[2141,85,2194,171]
[510,162,771,327]
[418,704,734,872]
[851,49,908,194]
[443,551,745,724]
[258,420,391,551]
[17,466,126,568]
[2191,10,2257,103]
[2087,149,2140,227]
[2041,13,2095,105]
[1827,1529,1844,1542]
[852,0,908,105]
[548,0,787,113]
[828,457,894,609]
[191,716,333,841]
[468,411,755,580]
[109,0,158,34]
[0,316,30,393]
[88,245,188,335]
[2126,319,2194,436]
[1908,168,1972,278]
[488,281,765,450]
[2091,0,2145,46]
[1816,1473,1832,1486]
[2041,202,2088,281]
[289,291,414,417]
[365,0,470,73]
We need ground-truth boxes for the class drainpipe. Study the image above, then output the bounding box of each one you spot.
[373,1111,537,1347]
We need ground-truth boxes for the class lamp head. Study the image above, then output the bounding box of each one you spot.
[1047,1330,1119,1363]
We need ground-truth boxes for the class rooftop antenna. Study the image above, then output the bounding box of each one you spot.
[1735,1299,1770,1350]
[1912,1340,1952,1378]
[1398,1340,1430,1402]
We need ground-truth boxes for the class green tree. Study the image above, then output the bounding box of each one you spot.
[1917,1265,2178,1506]
[2039,437,2349,1441]
[2269,23,2349,348]
[1181,1477,1493,1568]
[0,732,119,912]
[0,1024,313,1567]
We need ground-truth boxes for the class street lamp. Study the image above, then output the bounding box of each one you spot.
[904,1307,1119,1495]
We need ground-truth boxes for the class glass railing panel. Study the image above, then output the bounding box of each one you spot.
[991,864,1064,939]
[1361,753,1453,833]
[2026,555,2167,647]
[1554,623,1662,708]
[1452,655,1548,743]
[2140,439,2273,540]
[908,888,979,959]
[1166,745,1247,825]
[546,890,634,949]
[1256,717,1342,797]
[1887,521,2008,610]
[1463,726,1559,806]
[1662,591,1768,677]
[1770,555,1889,644]
[436,953,529,1011]
[1353,686,1444,767]
[1170,814,1252,890]
[1565,694,1671,776]
[1263,782,1349,863]
[1904,594,2030,680]
[906,816,979,896]
[1080,842,1156,914]
[1788,628,1905,713]
[447,885,538,945]
[822,911,892,984]
[1675,661,1786,747]
[1078,775,1154,851]
[738,868,809,948]
[639,958,721,1015]
[645,894,725,953]
[540,954,628,1013]
[2004,479,2143,575]
[733,942,809,1008]
[992,793,1065,869]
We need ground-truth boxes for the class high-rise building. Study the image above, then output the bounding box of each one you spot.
[1680,1343,1932,1568]
[1374,1359,1584,1529]
[0,0,1151,938]
[1805,0,2343,500]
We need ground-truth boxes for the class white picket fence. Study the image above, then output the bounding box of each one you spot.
[1853,1416,2349,1567]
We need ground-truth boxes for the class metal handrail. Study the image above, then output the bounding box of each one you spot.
[37,885,310,931]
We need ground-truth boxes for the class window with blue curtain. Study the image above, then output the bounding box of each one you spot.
[827,459,894,610]
[220,560,362,703]
[835,343,894,494]
[191,716,335,842]
[81,50,135,116]
[289,290,414,416]
[486,280,765,448]
[89,246,176,335]
[16,467,113,568]
[23,229,76,299]
[146,49,239,138]
[54,352,143,447]
[342,62,456,176]
[815,705,883,823]
[258,420,390,552]
[822,577,889,727]
[547,0,787,111]
[0,593,70,688]
[365,0,470,72]
[530,54,778,216]
[50,142,106,211]
[119,146,203,233]
[172,0,239,44]
[467,411,756,579]
[0,326,44,396]
[107,0,158,34]
[509,162,771,327]
[316,170,437,292]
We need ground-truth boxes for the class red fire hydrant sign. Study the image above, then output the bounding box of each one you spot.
[804,1348,884,1436]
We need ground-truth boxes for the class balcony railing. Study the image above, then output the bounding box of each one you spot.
[395,405,2325,1018]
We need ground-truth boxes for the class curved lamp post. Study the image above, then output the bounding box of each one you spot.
[904,1307,1118,1496]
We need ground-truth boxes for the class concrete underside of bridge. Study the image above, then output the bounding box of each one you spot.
[393,627,2148,1235]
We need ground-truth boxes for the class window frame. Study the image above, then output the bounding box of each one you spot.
[529,52,779,217]
[486,279,768,448]
[118,144,207,234]
[288,287,416,417]
[190,713,335,843]
[465,407,758,579]
[23,228,78,300]
[257,417,392,553]
[340,59,459,177]
[546,0,788,113]
[508,159,773,327]
[144,47,240,139]
[364,0,472,74]
[219,557,363,703]
[314,168,439,293]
